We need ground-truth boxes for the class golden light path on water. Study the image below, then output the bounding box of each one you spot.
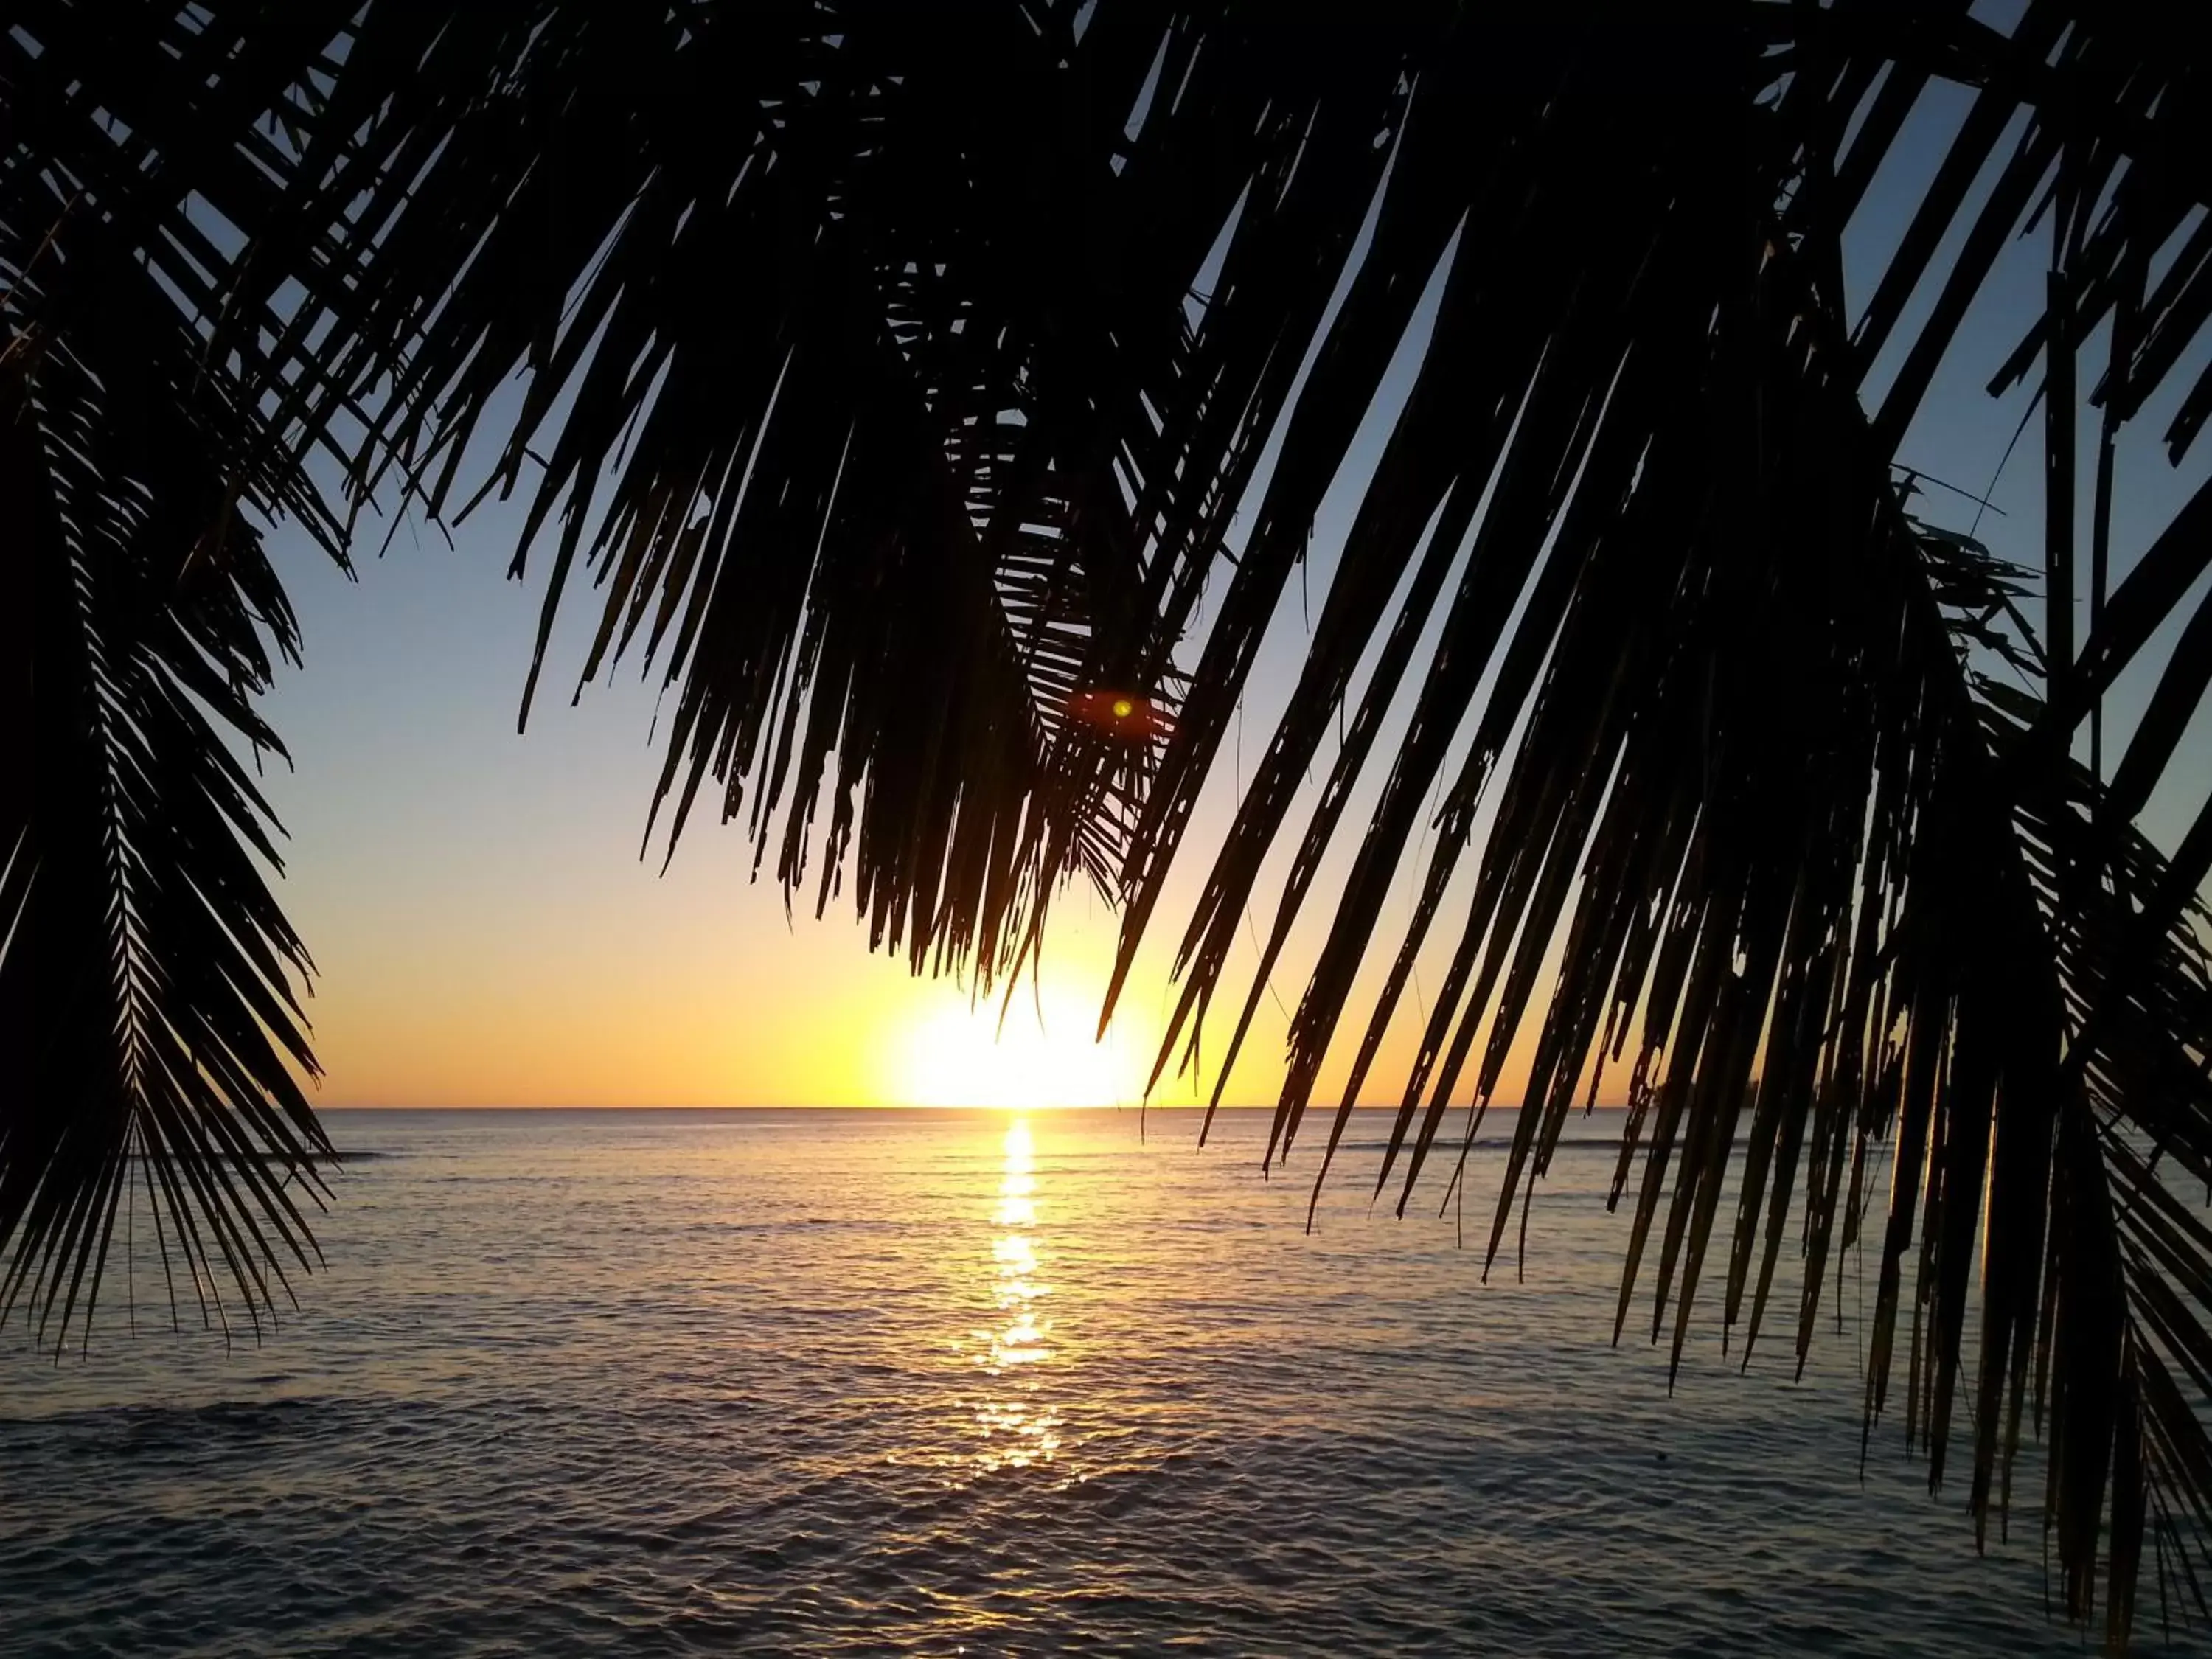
[970,1116,1061,1471]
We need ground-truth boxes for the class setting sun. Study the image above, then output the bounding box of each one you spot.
[894,980,1145,1108]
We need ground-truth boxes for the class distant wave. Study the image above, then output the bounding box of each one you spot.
[116,1150,390,1165]
[1318,1136,1631,1155]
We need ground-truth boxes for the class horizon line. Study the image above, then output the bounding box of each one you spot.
[314,1100,1632,1111]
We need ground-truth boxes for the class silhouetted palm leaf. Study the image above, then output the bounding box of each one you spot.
[2,53,346,1349]
[1090,7,2212,1644]
[281,1,1441,981]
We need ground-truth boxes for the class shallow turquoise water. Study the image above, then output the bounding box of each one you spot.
[0,1109,2164,1654]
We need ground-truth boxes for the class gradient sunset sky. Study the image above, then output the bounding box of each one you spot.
[251,52,2211,1108]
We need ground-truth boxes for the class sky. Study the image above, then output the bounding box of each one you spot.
[246,22,2212,1110]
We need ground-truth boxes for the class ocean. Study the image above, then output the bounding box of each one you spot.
[0,1108,2163,1655]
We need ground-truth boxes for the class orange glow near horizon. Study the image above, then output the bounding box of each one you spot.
[291,860,1207,1107]
[890,978,1149,1108]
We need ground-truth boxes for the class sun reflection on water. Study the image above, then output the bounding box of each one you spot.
[970,1116,1061,1470]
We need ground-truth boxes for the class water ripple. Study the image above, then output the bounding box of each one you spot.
[0,1108,2162,1655]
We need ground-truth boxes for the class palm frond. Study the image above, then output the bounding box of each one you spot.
[2,97,342,1349]
[275,1,1443,987]
[1093,5,2212,1645]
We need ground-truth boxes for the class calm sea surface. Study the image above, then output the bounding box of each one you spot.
[0,1109,2163,1655]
